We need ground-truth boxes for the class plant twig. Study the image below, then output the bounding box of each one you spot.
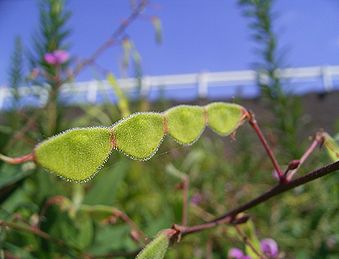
[286,132,325,181]
[80,204,148,245]
[0,153,34,164]
[173,161,339,236]
[71,0,148,78]
[247,112,284,181]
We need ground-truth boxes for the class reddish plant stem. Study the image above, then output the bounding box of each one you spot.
[0,153,34,164]
[247,112,284,181]
[71,0,148,78]
[286,132,324,181]
[113,209,148,245]
[173,161,339,236]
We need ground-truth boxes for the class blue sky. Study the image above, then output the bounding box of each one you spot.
[0,0,339,85]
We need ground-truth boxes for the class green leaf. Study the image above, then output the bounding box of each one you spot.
[242,220,261,259]
[107,73,130,118]
[206,102,246,136]
[136,229,175,259]
[112,113,164,160]
[0,163,35,189]
[165,105,205,144]
[323,133,339,162]
[84,160,129,205]
[34,127,112,182]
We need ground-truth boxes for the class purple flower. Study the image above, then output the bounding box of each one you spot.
[44,50,69,65]
[191,193,202,205]
[228,248,251,259]
[260,238,279,257]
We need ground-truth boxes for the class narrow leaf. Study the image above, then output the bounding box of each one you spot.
[151,16,162,44]
[323,133,339,161]
[107,73,130,117]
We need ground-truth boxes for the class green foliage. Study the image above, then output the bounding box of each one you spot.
[34,127,112,182]
[112,113,164,160]
[165,105,205,144]
[323,133,339,161]
[242,220,262,258]
[136,230,173,259]
[206,102,245,135]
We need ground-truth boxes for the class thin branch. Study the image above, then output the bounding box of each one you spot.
[0,220,81,253]
[286,132,324,181]
[0,153,34,164]
[247,112,284,181]
[173,161,339,236]
[71,0,148,78]
[80,204,148,245]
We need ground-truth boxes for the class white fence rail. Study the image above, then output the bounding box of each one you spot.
[0,65,339,110]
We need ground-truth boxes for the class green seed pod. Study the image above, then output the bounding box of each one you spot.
[28,102,248,182]
[205,102,246,136]
[136,229,174,259]
[111,113,164,160]
[34,127,112,182]
[165,105,205,144]
[323,133,339,161]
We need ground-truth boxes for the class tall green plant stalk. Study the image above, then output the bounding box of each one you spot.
[239,0,302,159]
[7,37,24,130]
[30,0,71,136]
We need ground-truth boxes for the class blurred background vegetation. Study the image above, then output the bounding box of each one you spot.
[0,0,338,258]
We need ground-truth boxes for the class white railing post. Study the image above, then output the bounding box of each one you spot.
[197,72,208,98]
[140,76,151,97]
[321,66,333,92]
[86,82,98,103]
[0,87,6,110]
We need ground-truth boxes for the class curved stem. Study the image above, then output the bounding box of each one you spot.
[286,132,324,181]
[0,153,34,164]
[174,161,339,236]
[247,112,284,181]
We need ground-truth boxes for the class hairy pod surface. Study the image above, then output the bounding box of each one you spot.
[136,230,172,259]
[33,102,247,182]
[165,105,205,144]
[111,113,164,160]
[206,102,245,135]
[34,128,112,182]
